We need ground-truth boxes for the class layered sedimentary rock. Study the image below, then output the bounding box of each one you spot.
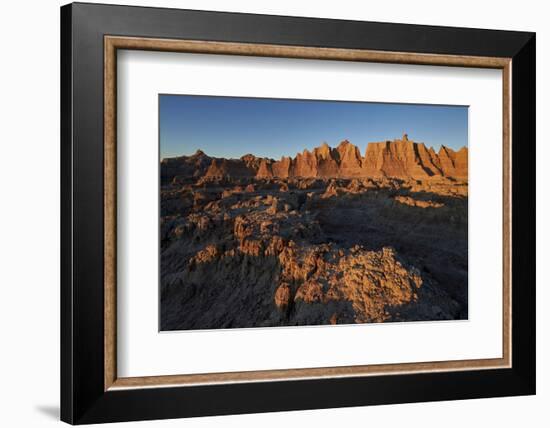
[438,146,468,179]
[336,140,363,177]
[161,134,468,183]
[363,135,444,178]
[313,142,340,177]
[255,158,273,178]
[272,156,292,178]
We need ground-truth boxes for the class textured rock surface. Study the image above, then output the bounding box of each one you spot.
[160,167,468,330]
[204,157,256,178]
[363,135,447,178]
[161,134,468,183]
[438,146,468,178]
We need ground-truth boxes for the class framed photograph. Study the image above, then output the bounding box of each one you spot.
[60,2,536,424]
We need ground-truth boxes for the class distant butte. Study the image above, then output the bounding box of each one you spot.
[161,134,468,182]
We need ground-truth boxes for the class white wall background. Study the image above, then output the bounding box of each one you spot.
[0,0,546,426]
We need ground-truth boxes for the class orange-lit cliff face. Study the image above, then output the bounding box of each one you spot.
[162,134,468,182]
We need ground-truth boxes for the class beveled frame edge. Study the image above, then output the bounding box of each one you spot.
[104,36,117,391]
[104,35,512,391]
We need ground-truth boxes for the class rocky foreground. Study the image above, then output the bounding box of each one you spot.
[160,136,468,330]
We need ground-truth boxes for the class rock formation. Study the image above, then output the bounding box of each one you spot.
[161,134,468,183]
[336,140,363,177]
[438,145,468,179]
[204,157,257,178]
[159,134,468,330]
[272,156,292,178]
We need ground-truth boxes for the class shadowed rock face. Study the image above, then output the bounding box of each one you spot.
[160,137,468,331]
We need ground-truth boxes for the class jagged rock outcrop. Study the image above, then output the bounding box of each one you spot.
[336,140,363,177]
[161,149,212,184]
[204,158,256,178]
[294,149,319,177]
[313,142,340,177]
[162,134,468,182]
[255,158,274,178]
[363,137,444,178]
[160,173,467,330]
[272,156,293,178]
[438,146,468,179]
[240,153,264,171]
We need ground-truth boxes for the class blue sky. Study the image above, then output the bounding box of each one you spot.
[159,95,468,160]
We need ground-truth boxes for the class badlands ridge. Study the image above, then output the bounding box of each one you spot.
[162,134,467,182]
[160,135,468,330]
